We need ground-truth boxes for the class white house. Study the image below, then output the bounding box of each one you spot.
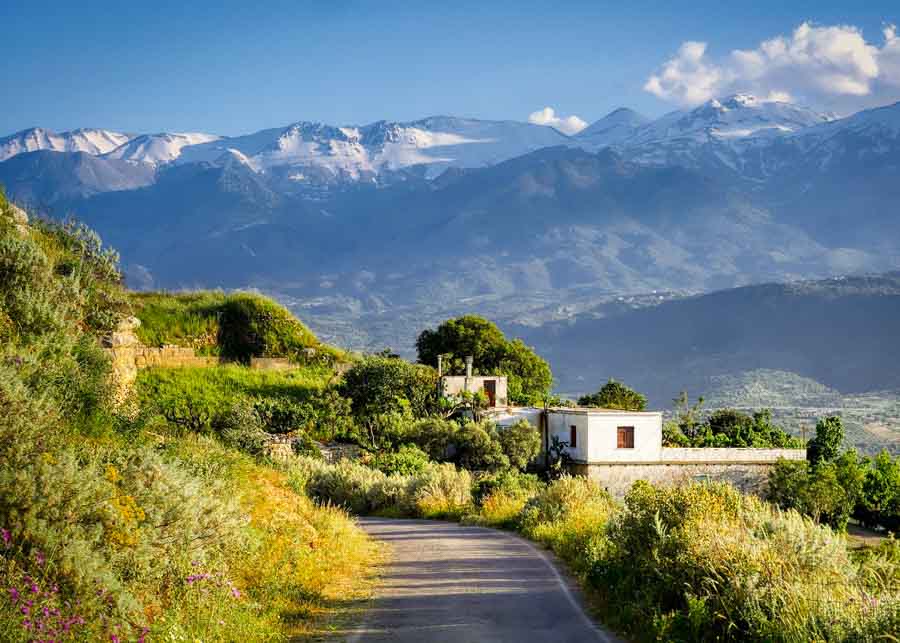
[488,404,804,496]
[545,407,663,463]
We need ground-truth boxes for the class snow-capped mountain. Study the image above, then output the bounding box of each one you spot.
[631,94,830,146]
[178,116,571,185]
[103,132,221,165]
[610,94,834,176]
[575,108,649,149]
[783,100,900,163]
[0,95,895,196]
[0,127,134,162]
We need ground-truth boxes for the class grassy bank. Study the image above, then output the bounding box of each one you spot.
[289,455,900,642]
[0,193,380,641]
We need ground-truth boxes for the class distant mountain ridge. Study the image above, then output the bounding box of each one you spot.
[1,94,899,359]
[2,94,885,193]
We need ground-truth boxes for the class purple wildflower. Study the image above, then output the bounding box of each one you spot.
[1,528,10,544]
[35,550,45,566]
[231,587,240,598]
[9,587,19,602]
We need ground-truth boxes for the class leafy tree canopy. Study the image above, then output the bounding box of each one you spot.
[416,315,552,404]
[340,355,439,426]
[807,416,844,467]
[578,379,647,411]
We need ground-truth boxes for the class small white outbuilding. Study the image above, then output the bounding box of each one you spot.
[545,407,663,463]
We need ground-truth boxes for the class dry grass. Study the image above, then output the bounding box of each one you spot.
[233,463,382,639]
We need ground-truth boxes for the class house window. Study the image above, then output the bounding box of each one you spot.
[569,425,577,448]
[617,426,635,449]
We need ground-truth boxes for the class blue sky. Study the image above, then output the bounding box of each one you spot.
[2,0,898,136]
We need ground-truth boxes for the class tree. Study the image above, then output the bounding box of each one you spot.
[416,315,552,404]
[453,421,509,472]
[671,391,704,439]
[807,416,844,467]
[339,355,439,447]
[498,420,542,470]
[578,379,647,411]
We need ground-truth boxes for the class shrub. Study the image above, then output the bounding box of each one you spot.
[519,476,616,569]
[597,481,868,641]
[214,399,268,455]
[858,450,900,532]
[340,355,439,428]
[218,292,319,363]
[409,464,473,519]
[578,378,647,411]
[372,444,432,476]
[497,419,541,470]
[452,420,509,472]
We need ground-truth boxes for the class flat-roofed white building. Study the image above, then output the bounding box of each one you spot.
[545,407,663,463]
[486,405,804,496]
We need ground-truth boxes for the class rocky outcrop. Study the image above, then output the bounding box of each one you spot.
[3,201,29,237]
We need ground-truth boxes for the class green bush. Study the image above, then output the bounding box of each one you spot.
[372,444,432,476]
[578,378,647,411]
[497,419,541,470]
[339,355,439,431]
[218,292,319,363]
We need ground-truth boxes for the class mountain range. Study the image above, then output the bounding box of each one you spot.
[1,94,899,424]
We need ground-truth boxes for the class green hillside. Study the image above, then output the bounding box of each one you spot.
[0,192,377,641]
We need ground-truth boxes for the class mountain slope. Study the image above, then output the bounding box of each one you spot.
[0,150,156,202]
[575,108,649,148]
[521,273,900,402]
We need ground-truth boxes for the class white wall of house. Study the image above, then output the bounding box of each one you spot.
[546,409,663,463]
[546,410,591,463]
[586,412,663,462]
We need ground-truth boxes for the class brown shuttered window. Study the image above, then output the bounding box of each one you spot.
[617,426,635,449]
[569,425,577,448]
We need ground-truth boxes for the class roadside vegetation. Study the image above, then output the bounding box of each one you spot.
[0,193,377,641]
[290,456,900,642]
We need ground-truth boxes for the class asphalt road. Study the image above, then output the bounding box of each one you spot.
[346,517,620,643]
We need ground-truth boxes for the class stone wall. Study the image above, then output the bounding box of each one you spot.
[250,357,294,371]
[103,318,220,406]
[134,346,220,369]
[570,448,806,497]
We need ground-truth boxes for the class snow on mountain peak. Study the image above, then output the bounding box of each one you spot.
[0,127,134,162]
[103,132,221,165]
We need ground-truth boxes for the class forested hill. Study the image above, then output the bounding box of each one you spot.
[521,273,900,403]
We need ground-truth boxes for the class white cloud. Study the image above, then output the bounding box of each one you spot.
[528,107,588,135]
[645,22,900,112]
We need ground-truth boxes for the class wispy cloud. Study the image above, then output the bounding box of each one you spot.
[528,107,588,135]
[645,22,900,112]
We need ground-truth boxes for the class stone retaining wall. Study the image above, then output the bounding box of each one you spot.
[570,448,806,497]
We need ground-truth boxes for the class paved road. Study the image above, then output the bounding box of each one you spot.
[346,518,620,643]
